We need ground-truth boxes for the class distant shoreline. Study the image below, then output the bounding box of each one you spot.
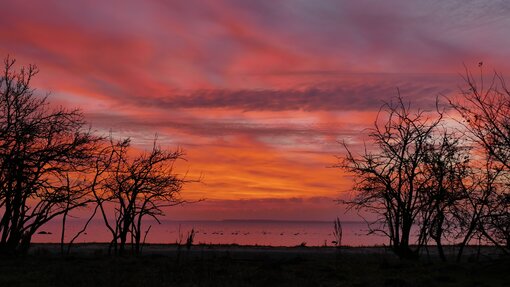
[218,219,365,224]
[52,218,367,224]
[28,242,503,253]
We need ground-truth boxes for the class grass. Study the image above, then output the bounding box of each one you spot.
[0,244,508,286]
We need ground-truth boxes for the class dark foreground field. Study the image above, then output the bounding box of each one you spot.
[0,244,508,287]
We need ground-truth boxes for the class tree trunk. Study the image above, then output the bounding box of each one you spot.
[60,207,69,256]
[435,237,446,262]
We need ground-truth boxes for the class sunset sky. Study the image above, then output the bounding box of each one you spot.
[1,0,510,221]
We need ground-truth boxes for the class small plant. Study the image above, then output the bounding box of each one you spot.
[186,228,195,250]
[332,217,343,248]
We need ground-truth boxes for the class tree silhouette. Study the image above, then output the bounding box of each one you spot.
[449,67,510,254]
[0,56,99,255]
[417,131,471,261]
[338,95,443,259]
[92,138,188,255]
[339,68,510,260]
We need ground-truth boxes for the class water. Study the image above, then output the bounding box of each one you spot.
[32,219,389,247]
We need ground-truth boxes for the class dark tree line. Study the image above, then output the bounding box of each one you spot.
[339,67,510,260]
[0,56,190,256]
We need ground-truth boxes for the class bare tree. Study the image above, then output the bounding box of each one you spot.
[338,95,443,259]
[0,56,99,255]
[454,156,506,260]
[61,136,121,255]
[418,131,470,261]
[449,66,510,254]
[93,138,188,255]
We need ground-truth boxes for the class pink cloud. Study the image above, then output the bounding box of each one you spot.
[1,0,509,221]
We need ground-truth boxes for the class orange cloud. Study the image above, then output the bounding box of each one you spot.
[2,0,510,222]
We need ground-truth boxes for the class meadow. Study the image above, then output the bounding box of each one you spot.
[0,244,508,287]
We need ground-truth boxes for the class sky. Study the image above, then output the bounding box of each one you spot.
[1,0,510,221]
